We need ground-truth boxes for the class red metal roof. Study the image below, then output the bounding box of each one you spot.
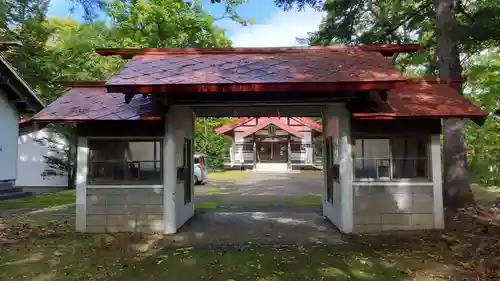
[25,84,160,123]
[215,117,321,134]
[104,48,406,94]
[350,79,488,119]
[240,117,304,138]
[24,77,487,126]
[293,117,322,131]
[215,117,251,134]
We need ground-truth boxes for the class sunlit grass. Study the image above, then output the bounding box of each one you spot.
[207,170,249,181]
[287,195,322,206]
[0,238,417,281]
[195,200,224,209]
[195,187,229,195]
[0,189,75,210]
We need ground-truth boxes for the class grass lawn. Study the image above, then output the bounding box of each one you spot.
[0,190,75,211]
[195,199,226,209]
[0,184,498,280]
[195,187,230,195]
[208,170,250,181]
[287,195,323,206]
[0,230,445,281]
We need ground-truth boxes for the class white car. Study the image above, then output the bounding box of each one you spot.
[194,154,208,185]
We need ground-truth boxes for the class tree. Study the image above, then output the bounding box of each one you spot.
[107,0,232,48]
[67,0,253,25]
[274,0,500,212]
[34,124,78,188]
[1,0,52,99]
[433,0,471,210]
[195,118,235,169]
[464,51,500,187]
[1,0,236,181]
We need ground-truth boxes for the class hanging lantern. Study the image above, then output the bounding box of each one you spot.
[268,124,276,136]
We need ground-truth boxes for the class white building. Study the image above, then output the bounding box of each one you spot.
[0,55,67,199]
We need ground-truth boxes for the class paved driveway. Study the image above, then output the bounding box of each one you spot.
[195,170,324,213]
[164,171,344,247]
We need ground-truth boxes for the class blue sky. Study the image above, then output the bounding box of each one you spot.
[47,0,325,47]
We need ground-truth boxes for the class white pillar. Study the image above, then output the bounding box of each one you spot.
[303,132,313,164]
[75,137,88,232]
[339,106,354,233]
[322,109,329,216]
[163,109,177,234]
[431,134,444,229]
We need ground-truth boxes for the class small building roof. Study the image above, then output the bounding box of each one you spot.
[22,78,487,126]
[101,46,409,94]
[21,81,159,124]
[0,55,44,113]
[349,78,488,119]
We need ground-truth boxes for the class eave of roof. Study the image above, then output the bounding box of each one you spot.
[21,83,160,124]
[215,117,322,134]
[240,117,304,138]
[95,44,420,59]
[24,76,487,126]
[57,80,106,87]
[293,117,322,131]
[0,55,45,113]
[106,81,408,95]
[215,117,252,134]
[349,78,488,121]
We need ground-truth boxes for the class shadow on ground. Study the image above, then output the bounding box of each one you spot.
[165,210,343,247]
[174,171,341,247]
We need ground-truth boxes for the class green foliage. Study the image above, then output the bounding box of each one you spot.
[43,18,124,78]
[464,51,500,186]
[1,0,236,177]
[195,118,235,169]
[1,0,53,99]
[107,0,232,48]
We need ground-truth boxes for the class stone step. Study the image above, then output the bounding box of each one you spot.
[0,186,24,195]
[255,163,289,172]
[0,191,32,201]
[0,181,14,189]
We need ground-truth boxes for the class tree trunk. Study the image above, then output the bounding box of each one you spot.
[433,0,475,214]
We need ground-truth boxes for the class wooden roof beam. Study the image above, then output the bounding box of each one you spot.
[94,44,420,59]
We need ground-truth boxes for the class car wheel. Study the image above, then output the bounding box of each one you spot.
[193,175,198,185]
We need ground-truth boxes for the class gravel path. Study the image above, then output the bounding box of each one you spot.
[167,170,345,247]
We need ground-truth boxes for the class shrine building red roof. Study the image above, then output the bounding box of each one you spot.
[215,117,321,134]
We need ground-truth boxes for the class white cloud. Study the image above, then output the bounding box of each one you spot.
[227,8,325,47]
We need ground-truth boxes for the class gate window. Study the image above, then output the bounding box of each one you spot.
[354,137,430,180]
[88,139,162,185]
